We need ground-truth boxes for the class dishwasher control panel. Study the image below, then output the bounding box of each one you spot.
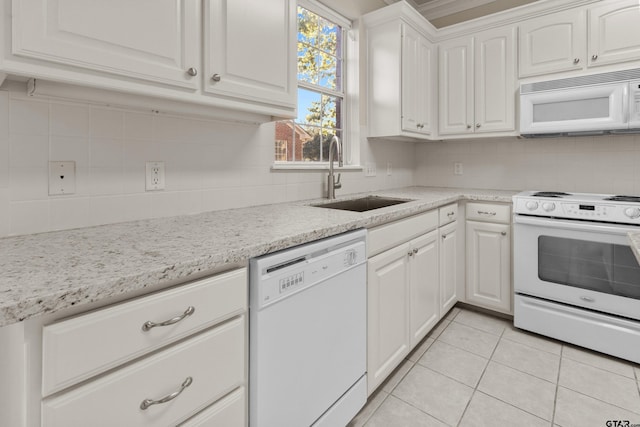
[255,240,366,309]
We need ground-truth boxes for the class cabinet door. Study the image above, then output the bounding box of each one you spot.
[402,25,432,135]
[409,230,439,347]
[439,37,474,135]
[588,0,640,68]
[439,222,457,314]
[474,26,516,133]
[204,0,296,108]
[466,221,511,313]
[367,243,410,395]
[12,0,200,89]
[518,9,586,77]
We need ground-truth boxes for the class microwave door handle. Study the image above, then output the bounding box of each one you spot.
[514,215,636,235]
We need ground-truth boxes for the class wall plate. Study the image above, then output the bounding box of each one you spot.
[49,161,76,195]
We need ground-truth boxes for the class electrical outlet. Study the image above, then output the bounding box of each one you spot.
[365,162,377,177]
[146,161,165,191]
[49,161,76,195]
[454,162,464,175]
[387,162,392,176]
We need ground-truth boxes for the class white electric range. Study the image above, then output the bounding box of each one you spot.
[512,191,640,364]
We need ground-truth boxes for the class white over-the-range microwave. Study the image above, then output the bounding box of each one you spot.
[520,68,640,137]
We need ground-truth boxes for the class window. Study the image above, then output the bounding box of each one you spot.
[274,3,350,165]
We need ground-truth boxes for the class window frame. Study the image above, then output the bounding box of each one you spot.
[272,0,360,170]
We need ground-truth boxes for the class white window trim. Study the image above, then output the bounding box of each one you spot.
[272,0,360,171]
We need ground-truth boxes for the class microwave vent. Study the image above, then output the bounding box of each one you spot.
[521,68,640,94]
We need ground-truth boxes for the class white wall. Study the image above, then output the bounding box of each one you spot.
[0,83,415,237]
[415,136,640,194]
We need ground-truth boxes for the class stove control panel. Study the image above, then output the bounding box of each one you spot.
[563,203,608,218]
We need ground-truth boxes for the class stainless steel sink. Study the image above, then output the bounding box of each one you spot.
[312,196,413,212]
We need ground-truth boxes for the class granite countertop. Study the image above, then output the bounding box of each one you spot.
[0,186,516,327]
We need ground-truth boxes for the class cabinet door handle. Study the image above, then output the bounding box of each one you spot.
[211,73,221,82]
[477,210,496,216]
[413,248,419,254]
[186,67,198,77]
[501,231,507,236]
[447,212,455,217]
[475,123,481,128]
[140,376,193,410]
[592,54,598,60]
[573,58,580,64]
[442,234,447,240]
[142,306,195,331]
[466,124,472,129]
[407,251,414,257]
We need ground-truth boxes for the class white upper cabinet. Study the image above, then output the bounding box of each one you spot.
[588,0,640,68]
[518,9,586,78]
[363,2,436,141]
[519,0,640,78]
[439,26,516,136]
[204,0,296,109]
[12,0,201,89]
[439,37,473,135]
[5,0,296,119]
[401,25,433,136]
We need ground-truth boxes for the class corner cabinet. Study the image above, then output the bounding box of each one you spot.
[363,2,437,140]
[465,203,512,314]
[4,0,296,119]
[438,26,516,137]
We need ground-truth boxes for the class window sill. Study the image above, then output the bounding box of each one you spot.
[271,163,363,172]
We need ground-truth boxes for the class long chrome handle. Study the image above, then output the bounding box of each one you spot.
[580,296,595,303]
[140,377,193,410]
[187,67,198,77]
[477,210,496,216]
[142,306,195,331]
[211,73,221,82]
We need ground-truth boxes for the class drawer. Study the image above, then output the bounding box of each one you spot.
[179,387,245,427]
[466,202,511,224]
[42,316,245,427]
[42,268,247,396]
[368,210,438,257]
[438,203,458,226]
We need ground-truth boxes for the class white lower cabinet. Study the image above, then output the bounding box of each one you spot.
[36,268,248,427]
[42,318,245,427]
[439,220,458,314]
[366,210,443,395]
[465,203,512,314]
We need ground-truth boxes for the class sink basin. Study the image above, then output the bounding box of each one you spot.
[313,196,413,212]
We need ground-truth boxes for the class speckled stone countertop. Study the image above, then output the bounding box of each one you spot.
[0,186,516,327]
[629,231,640,264]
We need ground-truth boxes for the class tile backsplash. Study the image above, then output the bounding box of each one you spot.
[415,136,640,195]
[0,83,414,237]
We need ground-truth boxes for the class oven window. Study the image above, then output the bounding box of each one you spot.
[538,236,640,300]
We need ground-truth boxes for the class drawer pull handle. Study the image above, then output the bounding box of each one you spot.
[142,306,195,331]
[580,296,595,303]
[140,376,193,410]
[477,210,496,216]
[447,212,455,217]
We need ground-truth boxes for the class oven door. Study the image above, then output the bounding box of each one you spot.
[514,215,640,320]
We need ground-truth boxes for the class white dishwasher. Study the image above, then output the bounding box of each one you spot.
[249,229,367,427]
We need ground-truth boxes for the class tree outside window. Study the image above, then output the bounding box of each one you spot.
[274,6,344,163]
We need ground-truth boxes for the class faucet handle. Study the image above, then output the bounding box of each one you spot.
[334,173,342,189]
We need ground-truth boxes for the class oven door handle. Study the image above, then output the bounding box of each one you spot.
[514,215,638,236]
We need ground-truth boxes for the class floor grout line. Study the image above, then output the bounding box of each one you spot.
[550,344,564,426]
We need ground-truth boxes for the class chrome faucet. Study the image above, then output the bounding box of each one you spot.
[327,135,343,199]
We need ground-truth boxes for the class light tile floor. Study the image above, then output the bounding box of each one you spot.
[349,307,640,427]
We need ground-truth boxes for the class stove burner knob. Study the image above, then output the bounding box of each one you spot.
[542,202,556,212]
[624,207,640,219]
[525,201,539,211]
